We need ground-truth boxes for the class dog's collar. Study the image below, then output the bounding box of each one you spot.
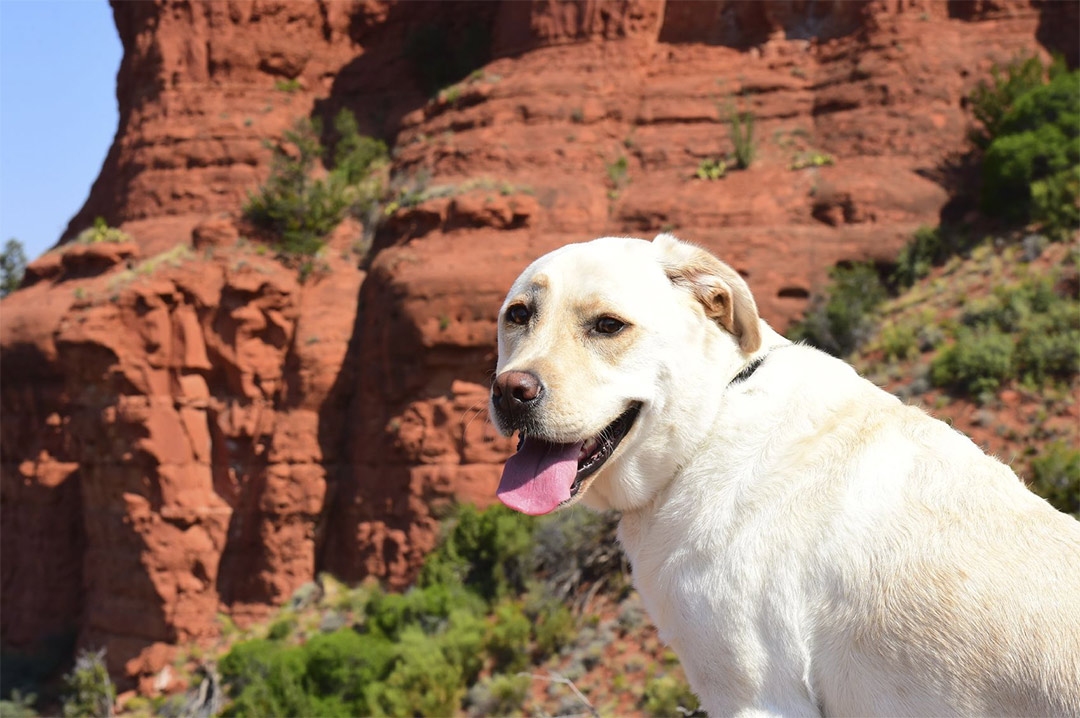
[729,352,769,386]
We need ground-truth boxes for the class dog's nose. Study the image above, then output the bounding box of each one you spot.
[492,370,544,409]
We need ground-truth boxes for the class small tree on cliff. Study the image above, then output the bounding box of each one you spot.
[245,111,388,257]
[0,238,27,297]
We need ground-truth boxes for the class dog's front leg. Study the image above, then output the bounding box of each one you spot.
[672,636,822,718]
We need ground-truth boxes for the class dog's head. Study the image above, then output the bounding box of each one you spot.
[491,234,763,514]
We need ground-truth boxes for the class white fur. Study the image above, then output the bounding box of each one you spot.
[495,235,1080,717]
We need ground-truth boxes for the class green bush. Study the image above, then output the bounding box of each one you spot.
[788,263,888,357]
[892,225,980,289]
[1,238,27,297]
[879,321,919,361]
[216,504,617,717]
[641,674,700,718]
[695,158,727,180]
[930,325,1015,397]
[945,276,1079,394]
[976,57,1079,238]
[467,673,530,716]
[968,54,1046,149]
[76,217,130,245]
[0,690,36,718]
[219,639,313,718]
[61,649,114,718]
[488,601,531,673]
[366,627,466,718]
[245,111,387,257]
[730,110,755,169]
[526,589,578,657]
[418,503,535,602]
[1028,440,1080,518]
[532,508,624,600]
[266,613,297,641]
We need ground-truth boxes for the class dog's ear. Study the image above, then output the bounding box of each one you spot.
[653,233,762,354]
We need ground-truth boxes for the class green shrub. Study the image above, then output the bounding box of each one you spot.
[948,276,1079,392]
[695,158,727,180]
[730,110,756,169]
[366,627,465,718]
[418,503,535,602]
[1028,440,1080,517]
[526,589,578,657]
[488,601,531,673]
[879,321,919,361]
[532,508,624,600]
[1,238,27,297]
[467,673,530,716]
[789,151,834,170]
[61,649,114,718]
[606,155,629,189]
[892,226,981,289]
[332,110,389,187]
[641,674,700,718]
[266,614,297,641]
[245,118,346,255]
[968,54,1046,149]
[245,111,387,257]
[0,690,36,718]
[76,217,130,245]
[976,57,1080,238]
[930,325,1015,397]
[788,263,888,357]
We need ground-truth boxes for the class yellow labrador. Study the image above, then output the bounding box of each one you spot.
[491,234,1080,717]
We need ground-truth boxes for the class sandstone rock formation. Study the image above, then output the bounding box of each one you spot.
[2,0,1073,689]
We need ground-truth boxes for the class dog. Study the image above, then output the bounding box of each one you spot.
[490,234,1080,717]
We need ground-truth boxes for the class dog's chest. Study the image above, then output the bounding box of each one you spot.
[618,507,767,651]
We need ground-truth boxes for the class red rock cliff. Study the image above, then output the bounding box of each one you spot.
[2,0,1073,690]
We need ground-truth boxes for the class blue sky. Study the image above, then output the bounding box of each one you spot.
[1,0,121,261]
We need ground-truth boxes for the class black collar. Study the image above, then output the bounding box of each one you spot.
[729,353,768,386]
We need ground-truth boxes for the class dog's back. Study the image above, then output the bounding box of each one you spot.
[621,343,1080,716]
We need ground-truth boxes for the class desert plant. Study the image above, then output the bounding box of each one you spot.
[789,151,834,170]
[488,601,531,673]
[0,690,37,718]
[974,56,1079,238]
[418,503,535,602]
[788,263,888,357]
[245,111,387,257]
[466,673,530,716]
[930,325,1015,397]
[61,649,114,718]
[532,508,624,601]
[245,117,347,255]
[641,674,701,717]
[1,238,27,297]
[730,110,756,169]
[695,158,727,180]
[968,54,1047,149]
[879,321,919,361]
[76,217,130,244]
[1027,440,1080,518]
[606,155,630,189]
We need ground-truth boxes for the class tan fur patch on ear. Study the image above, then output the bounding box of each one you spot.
[657,235,762,354]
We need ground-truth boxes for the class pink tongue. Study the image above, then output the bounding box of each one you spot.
[497,437,583,515]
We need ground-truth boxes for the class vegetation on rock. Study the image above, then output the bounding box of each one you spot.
[244,110,388,257]
[0,238,27,297]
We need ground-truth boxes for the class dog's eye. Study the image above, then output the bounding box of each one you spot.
[594,316,626,335]
[506,304,531,325]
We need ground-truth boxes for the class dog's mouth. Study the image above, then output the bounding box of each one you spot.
[497,403,641,515]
